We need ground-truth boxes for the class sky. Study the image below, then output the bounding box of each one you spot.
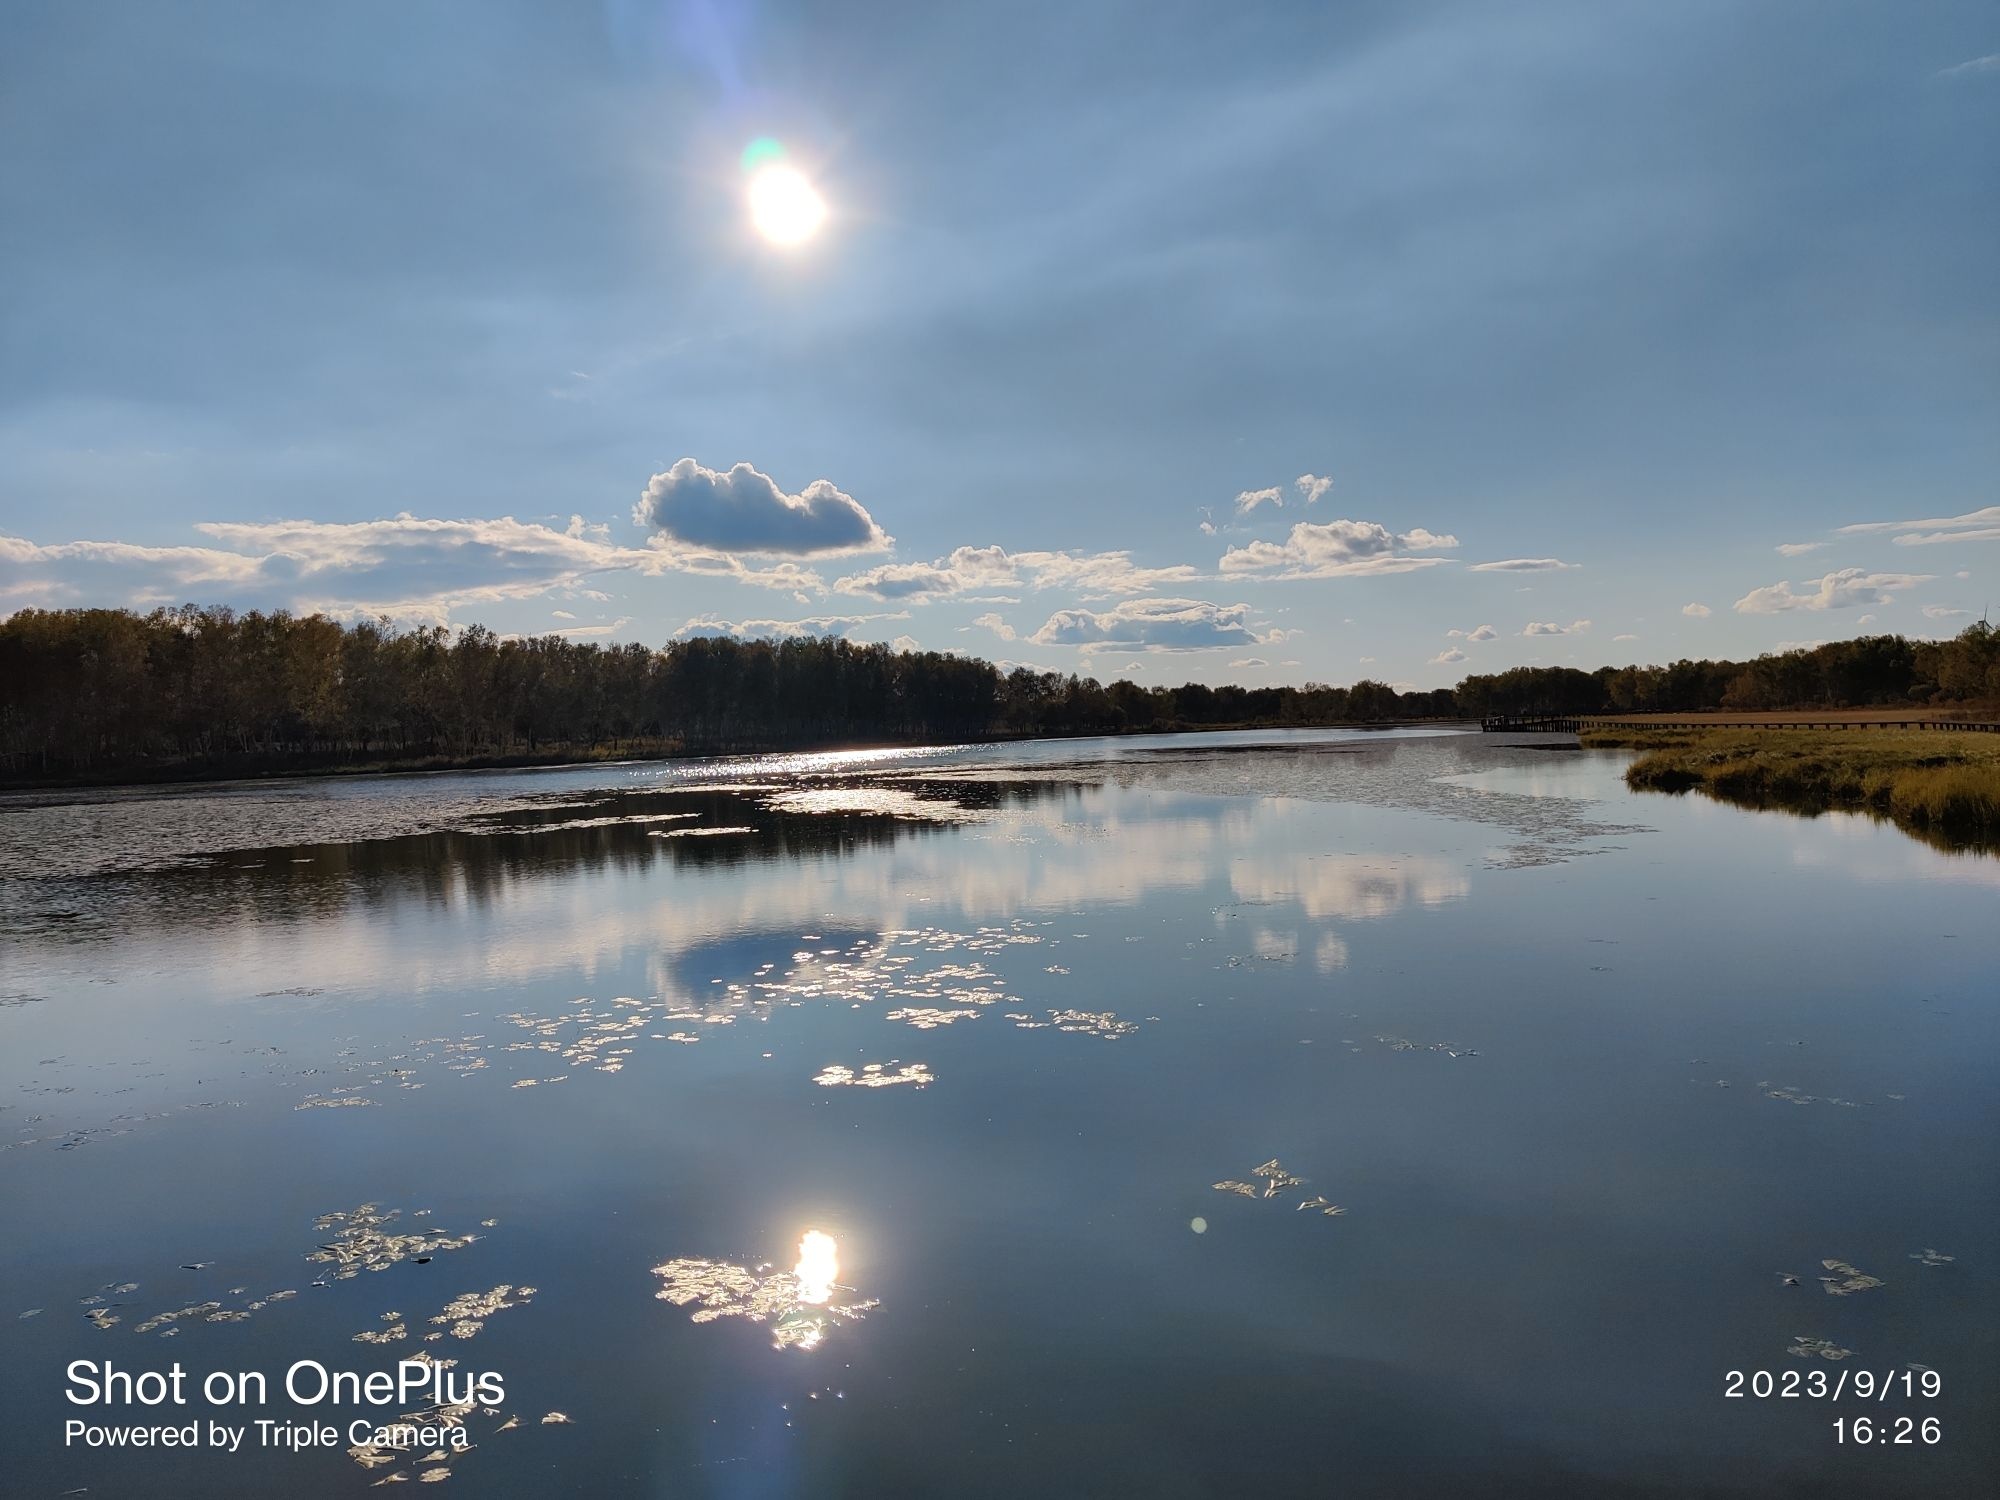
[2,0,1996,688]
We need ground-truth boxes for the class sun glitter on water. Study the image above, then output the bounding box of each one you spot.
[794,1228,838,1305]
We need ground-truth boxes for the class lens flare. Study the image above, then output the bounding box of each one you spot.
[747,164,827,247]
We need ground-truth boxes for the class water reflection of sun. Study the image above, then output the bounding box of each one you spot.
[795,1228,838,1306]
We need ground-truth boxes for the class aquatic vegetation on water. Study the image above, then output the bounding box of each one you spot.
[653,1233,879,1351]
[812,1062,933,1088]
[308,1204,480,1279]
[1818,1259,1884,1296]
[1787,1336,1854,1361]
[1050,1009,1139,1039]
[884,1006,985,1029]
[1211,1160,1343,1217]
[432,1284,536,1339]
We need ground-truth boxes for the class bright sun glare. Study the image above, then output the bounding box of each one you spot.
[748,164,827,247]
[794,1228,839,1305]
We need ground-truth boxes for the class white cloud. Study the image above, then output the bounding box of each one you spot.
[1430,647,1467,664]
[1466,558,1577,572]
[1030,597,1272,651]
[633,458,890,557]
[1217,519,1457,579]
[1230,657,1269,669]
[671,611,908,642]
[0,514,813,624]
[1834,505,2000,547]
[1939,53,2000,77]
[1922,605,1970,620]
[1733,568,1933,614]
[1521,619,1591,636]
[506,616,632,641]
[834,544,1197,602]
[1233,486,1285,516]
[970,612,1017,641]
[1446,623,1497,641]
[551,609,577,620]
[1294,473,1333,504]
[1775,541,1827,557]
[1613,632,1638,641]
[891,634,920,653]
[1681,602,1712,617]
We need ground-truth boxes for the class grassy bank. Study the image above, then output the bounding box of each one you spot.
[1581,727,2000,849]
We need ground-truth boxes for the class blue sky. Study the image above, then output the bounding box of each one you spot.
[2,0,1995,686]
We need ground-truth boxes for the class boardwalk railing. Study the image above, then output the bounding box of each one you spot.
[1481,714,2000,734]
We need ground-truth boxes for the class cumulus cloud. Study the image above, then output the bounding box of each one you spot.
[1430,647,1467,664]
[0,514,843,624]
[670,611,907,642]
[1922,605,1969,620]
[1775,541,1827,557]
[1446,623,1497,641]
[1030,597,1272,651]
[1295,473,1333,504]
[1733,568,1933,614]
[1522,619,1591,636]
[1466,558,1577,572]
[970,612,1017,641]
[1216,519,1457,579]
[1230,657,1269,669]
[1835,505,2000,547]
[1681,602,1712,617]
[633,458,890,557]
[834,545,1197,601]
[1233,486,1285,516]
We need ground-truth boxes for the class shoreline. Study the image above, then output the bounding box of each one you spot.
[1584,725,2000,851]
[0,718,1466,797]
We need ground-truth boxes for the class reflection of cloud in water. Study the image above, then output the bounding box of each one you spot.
[1228,852,1468,921]
[762,787,986,821]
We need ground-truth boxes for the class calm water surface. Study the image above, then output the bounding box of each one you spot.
[2,728,1995,1497]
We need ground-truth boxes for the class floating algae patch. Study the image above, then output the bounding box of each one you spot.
[653,1230,878,1352]
[432,1284,536,1339]
[883,1006,984,1029]
[309,1204,480,1279]
[1253,1158,1306,1197]
[1819,1259,1884,1296]
[812,1062,933,1089]
[1048,1009,1141,1040]
[1787,1336,1855,1361]
[1211,1159,1344,1217]
[1910,1248,1955,1267]
[1372,1034,1478,1058]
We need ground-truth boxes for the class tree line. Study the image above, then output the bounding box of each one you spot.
[1,604,1994,783]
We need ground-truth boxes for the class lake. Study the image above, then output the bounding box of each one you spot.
[2,727,1994,1497]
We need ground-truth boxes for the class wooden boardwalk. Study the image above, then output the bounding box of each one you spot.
[1481,715,2000,734]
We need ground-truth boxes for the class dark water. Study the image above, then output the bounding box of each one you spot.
[2,729,1994,1497]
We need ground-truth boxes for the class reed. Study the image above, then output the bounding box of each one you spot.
[1580,728,2000,848]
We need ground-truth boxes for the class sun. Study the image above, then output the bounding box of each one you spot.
[747,163,827,248]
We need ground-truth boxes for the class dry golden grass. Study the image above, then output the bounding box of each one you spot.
[1581,728,2000,848]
